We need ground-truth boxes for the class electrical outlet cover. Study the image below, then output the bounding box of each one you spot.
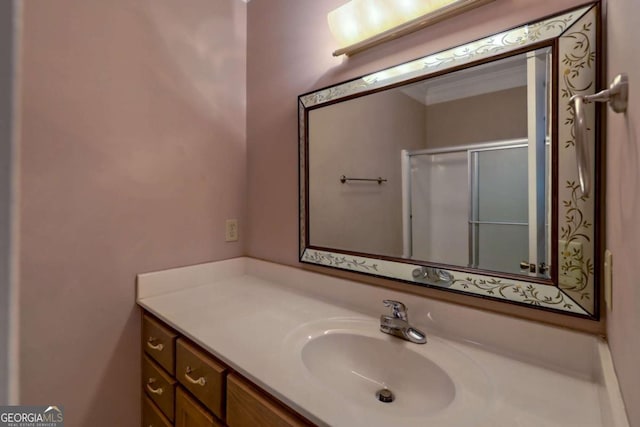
[225,219,238,242]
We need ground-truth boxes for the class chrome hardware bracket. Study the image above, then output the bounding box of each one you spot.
[570,73,629,197]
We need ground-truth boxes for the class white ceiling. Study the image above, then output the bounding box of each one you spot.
[400,51,533,106]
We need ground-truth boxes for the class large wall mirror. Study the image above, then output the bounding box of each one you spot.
[299,3,601,318]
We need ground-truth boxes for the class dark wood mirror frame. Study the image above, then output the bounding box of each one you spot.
[299,3,602,319]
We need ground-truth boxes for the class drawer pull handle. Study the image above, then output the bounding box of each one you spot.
[147,337,164,352]
[184,366,207,386]
[146,378,164,395]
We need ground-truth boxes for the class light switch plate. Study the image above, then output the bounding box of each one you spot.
[604,249,613,311]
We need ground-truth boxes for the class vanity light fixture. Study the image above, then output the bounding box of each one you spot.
[328,0,495,57]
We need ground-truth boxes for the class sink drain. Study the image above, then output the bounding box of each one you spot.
[375,388,395,403]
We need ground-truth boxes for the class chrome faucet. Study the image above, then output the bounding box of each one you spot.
[380,300,426,344]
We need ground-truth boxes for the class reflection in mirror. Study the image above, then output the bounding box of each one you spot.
[308,48,552,279]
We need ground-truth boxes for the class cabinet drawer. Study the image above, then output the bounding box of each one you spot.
[227,374,311,427]
[142,394,172,427]
[176,339,227,420]
[143,314,177,375]
[176,387,224,427]
[143,354,177,422]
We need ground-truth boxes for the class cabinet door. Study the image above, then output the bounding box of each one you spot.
[227,374,311,427]
[142,394,172,427]
[176,387,223,427]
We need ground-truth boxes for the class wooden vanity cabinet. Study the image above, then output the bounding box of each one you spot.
[176,387,224,427]
[143,394,172,427]
[226,374,310,427]
[141,311,316,427]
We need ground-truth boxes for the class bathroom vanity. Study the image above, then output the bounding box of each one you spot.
[137,257,628,427]
[141,311,312,427]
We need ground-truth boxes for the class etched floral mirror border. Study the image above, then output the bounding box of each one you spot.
[299,4,598,317]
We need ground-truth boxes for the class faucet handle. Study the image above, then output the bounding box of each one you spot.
[382,300,408,320]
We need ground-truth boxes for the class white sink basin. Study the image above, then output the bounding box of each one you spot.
[283,318,494,427]
[302,332,455,414]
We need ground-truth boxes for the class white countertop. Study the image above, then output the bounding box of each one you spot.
[137,257,628,427]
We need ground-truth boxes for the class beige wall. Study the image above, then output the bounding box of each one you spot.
[18,1,246,425]
[308,90,424,257]
[606,0,640,424]
[425,86,527,148]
